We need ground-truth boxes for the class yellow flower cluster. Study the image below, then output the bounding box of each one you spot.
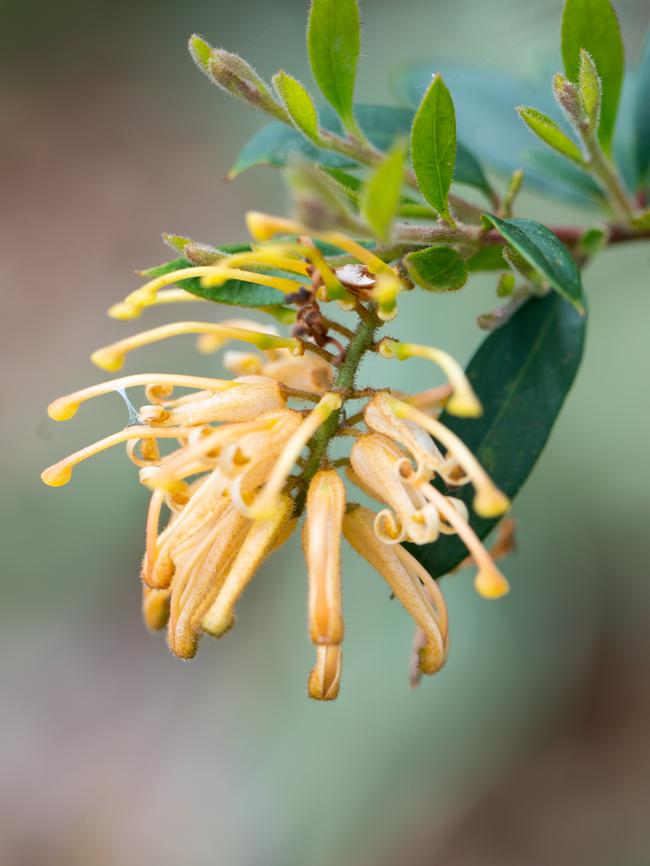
[43,213,511,700]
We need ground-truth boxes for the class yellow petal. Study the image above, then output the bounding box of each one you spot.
[303,470,345,645]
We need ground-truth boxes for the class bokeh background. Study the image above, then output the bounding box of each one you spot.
[3,1,650,864]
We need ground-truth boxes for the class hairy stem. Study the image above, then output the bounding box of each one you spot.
[581,126,636,221]
[293,311,380,514]
[391,220,650,251]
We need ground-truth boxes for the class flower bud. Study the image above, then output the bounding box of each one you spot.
[553,73,585,129]
[207,49,290,123]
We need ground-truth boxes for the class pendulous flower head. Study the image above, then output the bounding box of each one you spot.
[43,213,513,699]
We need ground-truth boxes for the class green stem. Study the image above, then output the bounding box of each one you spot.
[318,130,483,222]
[581,127,635,221]
[293,312,380,515]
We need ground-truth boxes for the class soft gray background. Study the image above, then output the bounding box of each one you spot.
[2,1,649,864]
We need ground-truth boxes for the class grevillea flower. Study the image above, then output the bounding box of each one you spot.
[43,213,512,699]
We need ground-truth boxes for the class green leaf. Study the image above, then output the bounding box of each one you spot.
[228,105,411,179]
[140,246,290,307]
[228,104,491,197]
[483,215,585,313]
[496,272,516,297]
[410,74,457,223]
[467,245,508,272]
[561,0,624,153]
[517,106,584,164]
[360,144,406,242]
[404,246,468,292]
[307,0,360,130]
[189,34,212,71]
[322,167,363,201]
[272,71,321,144]
[407,292,587,579]
[390,60,607,207]
[635,30,650,182]
[631,210,650,229]
[454,142,494,201]
[578,225,608,255]
[578,49,602,128]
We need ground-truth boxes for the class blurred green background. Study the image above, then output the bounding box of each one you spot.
[3,1,650,864]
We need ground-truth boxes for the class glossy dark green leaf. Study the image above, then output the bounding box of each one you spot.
[391,60,607,207]
[404,246,468,292]
[228,105,412,178]
[635,30,650,182]
[410,74,456,223]
[140,246,290,307]
[454,142,494,201]
[307,0,360,130]
[562,0,624,153]
[483,215,585,313]
[228,104,492,198]
[408,292,587,578]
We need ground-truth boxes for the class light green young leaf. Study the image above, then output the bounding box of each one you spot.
[228,103,492,198]
[410,74,457,224]
[631,210,650,229]
[228,105,414,179]
[496,272,516,297]
[360,144,406,242]
[189,34,212,71]
[272,71,321,145]
[578,225,608,255]
[517,106,585,164]
[392,60,606,207]
[162,233,225,265]
[578,49,602,128]
[561,0,624,153]
[307,0,360,131]
[484,215,585,313]
[635,30,650,182]
[404,246,468,292]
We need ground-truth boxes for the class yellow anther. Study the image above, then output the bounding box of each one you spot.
[41,426,192,488]
[372,271,403,321]
[385,396,510,518]
[380,340,482,418]
[245,211,393,276]
[108,289,206,320]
